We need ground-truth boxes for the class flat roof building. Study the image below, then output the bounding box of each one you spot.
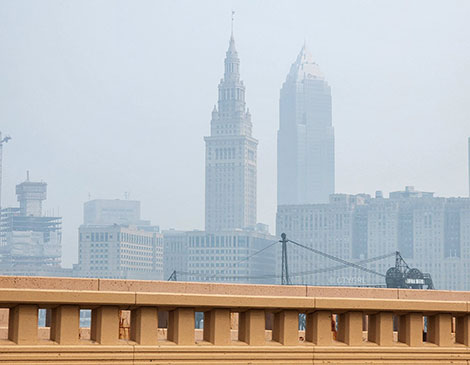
[76,224,163,280]
[84,199,150,226]
[75,198,162,280]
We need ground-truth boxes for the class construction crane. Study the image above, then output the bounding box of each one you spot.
[0,132,12,211]
[284,234,434,289]
[385,251,434,289]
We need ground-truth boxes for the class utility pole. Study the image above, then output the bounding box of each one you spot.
[0,132,12,211]
[168,270,177,281]
[280,233,291,285]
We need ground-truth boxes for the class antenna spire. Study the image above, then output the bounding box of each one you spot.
[231,10,235,37]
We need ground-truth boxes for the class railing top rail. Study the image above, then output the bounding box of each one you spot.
[0,288,468,313]
[2,275,470,305]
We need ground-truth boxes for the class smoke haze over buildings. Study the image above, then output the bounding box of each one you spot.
[1,0,470,268]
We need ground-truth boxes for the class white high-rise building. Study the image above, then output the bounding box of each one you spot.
[165,29,276,285]
[278,45,334,205]
[204,32,257,232]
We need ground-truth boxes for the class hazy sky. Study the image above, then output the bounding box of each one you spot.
[1,1,470,267]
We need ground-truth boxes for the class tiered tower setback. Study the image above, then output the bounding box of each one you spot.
[204,33,258,232]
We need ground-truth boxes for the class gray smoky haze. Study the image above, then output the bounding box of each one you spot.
[1,0,469,268]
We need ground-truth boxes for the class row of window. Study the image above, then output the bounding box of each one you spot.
[80,232,156,245]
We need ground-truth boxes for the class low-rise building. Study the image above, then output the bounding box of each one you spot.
[163,228,277,285]
[76,224,163,280]
[75,199,163,280]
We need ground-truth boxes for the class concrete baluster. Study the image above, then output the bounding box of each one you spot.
[50,305,80,345]
[427,313,453,346]
[167,308,195,345]
[456,314,470,345]
[337,311,363,345]
[398,313,423,346]
[238,309,265,345]
[130,307,158,345]
[203,308,231,345]
[305,310,332,345]
[8,304,38,344]
[272,310,299,345]
[90,306,120,344]
[368,312,393,346]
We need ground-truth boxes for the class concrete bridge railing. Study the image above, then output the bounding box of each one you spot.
[1,276,470,364]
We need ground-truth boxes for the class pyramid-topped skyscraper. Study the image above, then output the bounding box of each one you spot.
[278,45,335,205]
[204,32,258,232]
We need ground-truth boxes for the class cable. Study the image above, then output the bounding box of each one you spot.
[175,251,394,281]
[170,238,391,283]
[288,239,386,278]
[287,251,396,278]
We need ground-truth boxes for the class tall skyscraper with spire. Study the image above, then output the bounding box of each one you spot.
[277,45,334,205]
[204,31,258,232]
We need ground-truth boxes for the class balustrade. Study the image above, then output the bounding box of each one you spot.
[1,278,470,363]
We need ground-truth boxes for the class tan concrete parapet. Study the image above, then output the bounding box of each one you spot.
[8,305,38,344]
[315,297,467,314]
[307,286,399,299]
[99,278,308,297]
[305,310,332,345]
[398,312,423,346]
[0,289,135,307]
[203,308,231,345]
[427,313,453,346]
[5,276,470,363]
[130,307,158,345]
[368,311,394,346]
[337,311,363,346]
[135,292,315,310]
[238,309,265,345]
[91,306,120,345]
[50,305,80,345]
[272,310,299,345]
[167,308,195,345]
[398,288,470,301]
[0,276,99,291]
[456,314,470,345]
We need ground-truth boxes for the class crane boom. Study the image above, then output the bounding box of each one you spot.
[0,132,12,212]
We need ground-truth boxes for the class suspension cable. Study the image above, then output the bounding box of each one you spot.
[288,239,386,278]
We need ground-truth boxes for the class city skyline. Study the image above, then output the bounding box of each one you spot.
[1,1,470,268]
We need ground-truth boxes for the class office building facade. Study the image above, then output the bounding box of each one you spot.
[76,199,163,280]
[77,224,163,280]
[278,45,334,205]
[276,187,470,290]
[204,33,258,232]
